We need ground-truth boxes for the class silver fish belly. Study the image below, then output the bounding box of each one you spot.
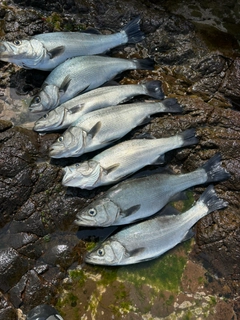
[29,55,155,113]
[0,17,144,71]
[49,98,182,158]
[62,128,198,189]
[74,153,230,227]
[33,80,164,132]
[84,185,228,265]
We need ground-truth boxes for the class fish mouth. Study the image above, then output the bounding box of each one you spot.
[29,105,45,113]
[74,217,95,227]
[49,146,63,158]
[62,167,76,186]
[0,43,7,54]
[74,218,87,226]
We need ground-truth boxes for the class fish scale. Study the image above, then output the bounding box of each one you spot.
[49,98,181,158]
[62,128,198,189]
[29,55,155,112]
[0,16,144,71]
[73,153,229,226]
[33,80,165,132]
[85,185,228,265]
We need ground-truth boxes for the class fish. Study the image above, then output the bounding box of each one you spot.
[49,98,182,158]
[0,17,144,71]
[62,128,198,189]
[74,153,230,226]
[84,185,228,265]
[33,80,165,132]
[26,304,64,320]
[29,55,155,113]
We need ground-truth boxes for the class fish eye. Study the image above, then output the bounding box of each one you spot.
[97,248,105,256]
[34,96,41,104]
[14,40,22,45]
[75,163,80,167]
[43,113,48,119]
[88,208,97,216]
[58,136,63,142]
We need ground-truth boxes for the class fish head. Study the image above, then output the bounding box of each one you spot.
[75,198,120,227]
[29,84,60,113]
[62,160,101,189]
[85,239,127,265]
[49,126,86,158]
[0,39,45,67]
[33,108,64,132]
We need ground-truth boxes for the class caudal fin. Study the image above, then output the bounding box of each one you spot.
[133,57,155,70]
[201,153,230,183]
[179,128,199,148]
[143,80,165,99]
[162,98,183,113]
[198,185,228,213]
[123,16,145,44]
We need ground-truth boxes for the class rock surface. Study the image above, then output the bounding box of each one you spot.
[0,0,239,319]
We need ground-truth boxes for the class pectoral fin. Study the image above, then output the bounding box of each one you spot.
[122,204,141,217]
[59,76,71,93]
[103,163,120,175]
[48,46,65,59]
[88,121,101,138]
[68,104,84,114]
[127,247,145,257]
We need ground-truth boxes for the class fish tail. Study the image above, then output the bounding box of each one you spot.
[162,98,183,113]
[122,16,145,44]
[133,57,155,70]
[201,153,230,183]
[143,80,165,99]
[198,185,228,214]
[179,128,198,148]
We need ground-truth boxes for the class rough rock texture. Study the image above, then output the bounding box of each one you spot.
[0,0,240,319]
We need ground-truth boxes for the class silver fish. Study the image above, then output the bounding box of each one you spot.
[26,304,64,320]
[74,153,230,226]
[29,55,155,113]
[62,128,198,189]
[33,80,164,132]
[85,185,228,265]
[49,98,182,158]
[0,17,144,71]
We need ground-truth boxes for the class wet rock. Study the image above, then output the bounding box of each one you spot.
[0,294,18,320]
[0,0,239,318]
[0,247,31,293]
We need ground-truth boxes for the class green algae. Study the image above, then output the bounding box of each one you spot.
[116,246,190,293]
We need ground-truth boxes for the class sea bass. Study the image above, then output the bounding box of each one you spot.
[85,185,228,265]
[62,128,198,189]
[29,55,155,113]
[74,153,230,226]
[33,80,165,132]
[0,17,144,71]
[49,98,182,158]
